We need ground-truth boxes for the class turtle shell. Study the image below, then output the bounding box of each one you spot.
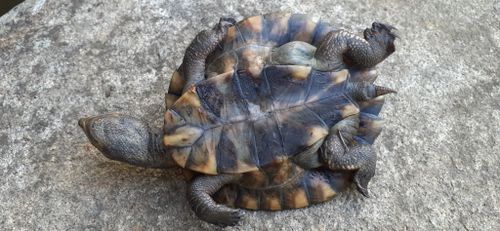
[165,65,360,175]
[164,13,387,210]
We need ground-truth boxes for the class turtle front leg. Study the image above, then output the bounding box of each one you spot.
[320,115,377,197]
[78,113,176,168]
[181,17,236,93]
[314,22,397,70]
[188,174,244,227]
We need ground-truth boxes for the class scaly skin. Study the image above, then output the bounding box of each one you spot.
[314,22,396,70]
[187,174,244,227]
[318,82,396,197]
[182,17,236,93]
[78,113,176,168]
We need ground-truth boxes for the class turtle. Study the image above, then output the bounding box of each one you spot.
[78,13,397,226]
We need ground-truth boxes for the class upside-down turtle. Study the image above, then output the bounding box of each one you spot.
[79,13,396,226]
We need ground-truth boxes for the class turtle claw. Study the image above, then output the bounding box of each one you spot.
[354,173,371,198]
[350,145,376,198]
[219,17,237,27]
[214,208,244,227]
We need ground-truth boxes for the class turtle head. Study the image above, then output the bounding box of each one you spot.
[363,22,397,59]
[78,113,170,168]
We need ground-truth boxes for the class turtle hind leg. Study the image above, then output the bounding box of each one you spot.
[188,174,244,226]
[320,116,376,197]
[78,113,176,168]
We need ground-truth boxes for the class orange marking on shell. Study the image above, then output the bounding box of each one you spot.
[358,117,383,136]
[173,87,201,108]
[222,55,237,73]
[163,126,203,147]
[188,153,217,175]
[310,179,336,203]
[290,66,312,81]
[234,161,259,174]
[340,103,360,118]
[272,159,293,185]
[179,124,223,175]
[306,126,329,146]
[226,26,237,42]
[242,16,263,33]
[264,195,282,210]
[240,48,265,77]
[240,193,259,210]
[291,189,309,208]
[330,69,349,84]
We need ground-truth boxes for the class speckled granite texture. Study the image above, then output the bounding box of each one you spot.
[0,0,499,230]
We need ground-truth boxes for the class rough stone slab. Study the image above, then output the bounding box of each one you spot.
[0,0,499,230]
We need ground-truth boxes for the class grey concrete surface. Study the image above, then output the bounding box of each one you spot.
[1,0,499,230]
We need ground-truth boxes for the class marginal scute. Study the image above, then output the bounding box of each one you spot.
[290,188,309,208]
[267,13,291,44]
[262,192,282,210]
[171,147,191,168]
[240,15,263,33]
[308,176,336,203]
[289,14,317,42]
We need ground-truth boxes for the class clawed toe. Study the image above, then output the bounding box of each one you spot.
[215,209,244,227]
[219,17,236,28]
[354,178,370,198]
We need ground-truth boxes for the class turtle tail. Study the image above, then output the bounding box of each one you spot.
[213,169,351,211]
